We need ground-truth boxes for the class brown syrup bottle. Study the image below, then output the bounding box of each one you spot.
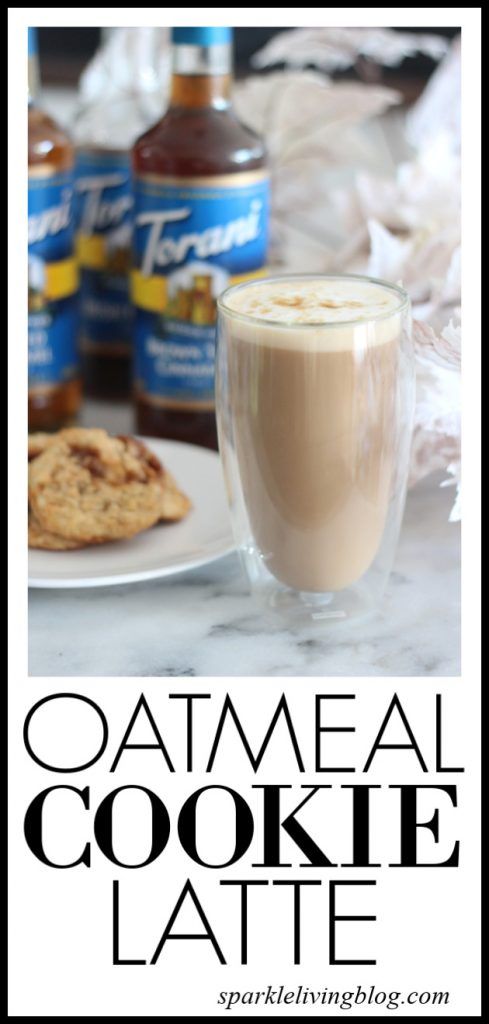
[132,26,269,448]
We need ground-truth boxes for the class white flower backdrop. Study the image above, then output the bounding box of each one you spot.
[234,29,461,521]
[80,27,462,518]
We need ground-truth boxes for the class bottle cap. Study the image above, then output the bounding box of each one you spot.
[171,27,232,46]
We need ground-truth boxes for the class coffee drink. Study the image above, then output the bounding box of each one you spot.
[219,277,404,593]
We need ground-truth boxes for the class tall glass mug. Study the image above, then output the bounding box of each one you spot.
[216,274,415,623]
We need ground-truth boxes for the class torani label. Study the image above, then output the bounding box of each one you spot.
[28,169,79,389]
[131,170,270,410]
[75,149,133,356]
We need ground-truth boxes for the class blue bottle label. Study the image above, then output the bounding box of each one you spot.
[28,168,79,389]
[131,170,270,409]
[75,149,133,356]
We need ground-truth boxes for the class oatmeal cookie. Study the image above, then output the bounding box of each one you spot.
[28,509,87,550]
[29,434,82,548]
[29,428,166,543]
[158,470,192,522]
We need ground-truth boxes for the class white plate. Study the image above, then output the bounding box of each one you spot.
[28,438,234,588]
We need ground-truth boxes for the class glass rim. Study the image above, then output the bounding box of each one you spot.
[217,272,410,329]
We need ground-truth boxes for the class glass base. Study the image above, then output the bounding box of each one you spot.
[253,580,381,627]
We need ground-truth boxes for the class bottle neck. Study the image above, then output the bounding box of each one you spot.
[169,42,232,110]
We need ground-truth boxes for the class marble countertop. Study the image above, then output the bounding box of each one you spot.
[28,402,460,678]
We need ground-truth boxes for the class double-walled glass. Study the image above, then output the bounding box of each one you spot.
[216,274,414,623]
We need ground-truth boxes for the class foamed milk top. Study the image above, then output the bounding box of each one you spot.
[220,277,405,350]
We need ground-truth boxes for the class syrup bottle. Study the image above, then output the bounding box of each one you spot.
[28,26,81,431]
[132,26,269,448]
